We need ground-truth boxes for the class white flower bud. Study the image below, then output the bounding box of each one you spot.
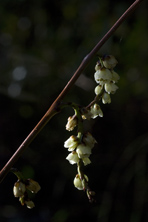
[26,179,41,193]
[13,181,26,197]
[103,55,118,69]
[94,68,112,83]
[66,151,79,164]
[90,103,103,118]
[73,174,88,190]
[111,70,120,83]
[64,135,78,151]
[66,116,77,131]
[104,82,118,94]
[83,132,97,149]
[25,200,35,209]
[102,93,111,104]
[76,144,92,158]
[94,85,103,95]
[73,175,83,190]
[82,157,91,166]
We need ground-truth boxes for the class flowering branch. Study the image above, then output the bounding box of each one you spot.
[64,54,119,202]
[0,0,144,184]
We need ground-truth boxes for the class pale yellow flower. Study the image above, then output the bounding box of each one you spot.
[104,82,118,94]
[64,135,78,151]
[66,151,79,165]
[76,144,92,158]
[102,92,111,104]
[94,68,112,83]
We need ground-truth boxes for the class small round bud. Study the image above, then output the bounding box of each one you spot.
[94,85,103,95]
[103,55,118,69]
[13,181,26,197]
[25,200,35,209]
[73,174,88,190]
[95,61,102,71]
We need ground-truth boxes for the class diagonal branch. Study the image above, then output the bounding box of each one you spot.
[0,0,144,183]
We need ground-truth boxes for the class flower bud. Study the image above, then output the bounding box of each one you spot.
[66,116,77,131]
[66,151,79,164]
[76,144,92,158]
[13,181,26,197]
[102,92,111,104]
[94,85,103,95]
[64,135,78,151]
[90,103,103,118]
[25,200,35,209]
[111,70,120,83]
[103,55,118,69]
[95,61,102,71]
[94,68,112,83]
[104,82,118,94]
[26,179,41,193]
[73,174,88,190]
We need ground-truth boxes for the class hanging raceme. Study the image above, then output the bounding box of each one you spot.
[64,55,120,202]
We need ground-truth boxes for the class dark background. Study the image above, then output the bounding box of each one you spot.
[0,0,148,221]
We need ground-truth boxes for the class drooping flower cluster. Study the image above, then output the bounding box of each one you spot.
[81,55,119,121]
[64,55,119,201]
[65,109,97,199]
[13,178,41,209]
[64,132,97,167]
[94,55,120,104]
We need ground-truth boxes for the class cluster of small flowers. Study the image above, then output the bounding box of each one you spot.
[13,179,41,209]
[94,55,120,104]
[64,130,96,190]
[64,55,119,194]
[80,55,119,121]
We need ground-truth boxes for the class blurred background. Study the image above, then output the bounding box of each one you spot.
[0,0,148,221]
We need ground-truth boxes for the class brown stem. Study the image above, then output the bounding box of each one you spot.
[0,0,144,183]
